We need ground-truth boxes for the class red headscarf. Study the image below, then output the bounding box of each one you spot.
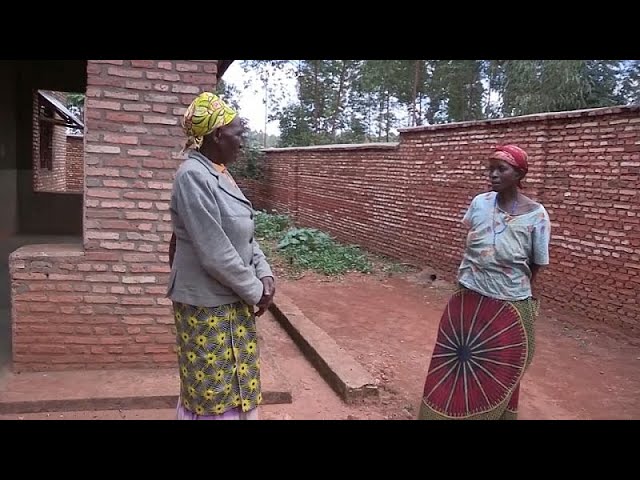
[490,144,529,188]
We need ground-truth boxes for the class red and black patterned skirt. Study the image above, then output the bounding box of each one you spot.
[418,287,538,420]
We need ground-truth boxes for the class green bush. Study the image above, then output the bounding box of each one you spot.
[254,210,292,241]
[276,227,371,276]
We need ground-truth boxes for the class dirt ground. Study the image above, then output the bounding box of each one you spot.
[0,311,387,421]
[277,269,640,420]
[2,269,638,421]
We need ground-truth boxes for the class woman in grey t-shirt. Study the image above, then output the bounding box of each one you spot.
[417,144,551,420]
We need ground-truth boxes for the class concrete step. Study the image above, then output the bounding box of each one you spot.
[0,343,291,414]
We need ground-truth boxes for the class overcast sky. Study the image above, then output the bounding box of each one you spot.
[222,61,297,136]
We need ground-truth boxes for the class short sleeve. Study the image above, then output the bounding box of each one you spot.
[531,207,551,266]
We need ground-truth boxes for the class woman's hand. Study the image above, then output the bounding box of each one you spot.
[255,276,276,317]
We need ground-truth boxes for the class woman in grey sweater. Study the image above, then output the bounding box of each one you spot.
[167,92,275,420]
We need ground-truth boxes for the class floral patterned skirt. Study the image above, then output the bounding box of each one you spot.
[173,301,262,419]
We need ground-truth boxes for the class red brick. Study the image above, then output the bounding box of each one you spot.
[49,294,85,303]
[99,337,131,345]
[122,316,154,325]
[85,145,120,154]
[86,189,121,199]
[146,326,172,334]
[146,72,180,82]
[203,63,218,74]
[87,99,121,110]
[176,63,199,72]
[145,346,171,354]
[108,67,143,78]
[85,274,119,283]
[139,159,164,170]
[125,211,159,220]
[64,336,101,345]
[91,220,131,229]
[100,241,135,250]
[123,191,160,200]
[123,103,152,112]
[145,94,180,104]
[122,125,149,134]
[103,158,140,168]
[86,109,103,120]
[30,345,68,355]
[172,84,200,94]
[13,273,47,280]
[103,134,139,145]
[131,60,156,68]
[148,182,172,190]
[87,64,104,75]
[181,73,214,84]
[122,276,156,284]
[105,112,141,123]
[30,304,59,313]
[128,149,152,157]
[150,127,172,137]
[103,90,140,101]
[88,76,127,88]
[84,295,119,304]
[125,80,153,90]
[143,115,178,126]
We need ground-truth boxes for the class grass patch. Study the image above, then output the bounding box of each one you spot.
[277,227,372,276]
[254,210,416,277]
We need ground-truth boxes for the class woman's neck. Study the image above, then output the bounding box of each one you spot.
[199,144,224,165]
[497,187,519,207]
[199,151,225,167]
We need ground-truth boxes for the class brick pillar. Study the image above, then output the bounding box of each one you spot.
[81,59,219,361]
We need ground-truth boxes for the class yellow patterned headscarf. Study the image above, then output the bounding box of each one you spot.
[182,92,238,151]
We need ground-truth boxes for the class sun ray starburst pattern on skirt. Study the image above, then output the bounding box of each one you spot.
[419,288,536,420]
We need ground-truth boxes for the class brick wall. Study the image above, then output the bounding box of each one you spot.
[65,135,84,193]
[11,60,219,371]
[240,106,640,336]
[32,92,68,193]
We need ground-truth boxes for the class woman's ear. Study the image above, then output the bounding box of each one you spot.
[516,169,525,181]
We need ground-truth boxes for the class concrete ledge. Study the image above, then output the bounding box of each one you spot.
[398,104,640,133]
[270,294,378,404]
[263,142,398,153]
[9,243,85,261]
[0,353,291,414]
[0,391,290,415]
[0,395,179,414]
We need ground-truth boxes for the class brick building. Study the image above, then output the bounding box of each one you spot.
[1,60,231,372]
[2,60,638,374]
